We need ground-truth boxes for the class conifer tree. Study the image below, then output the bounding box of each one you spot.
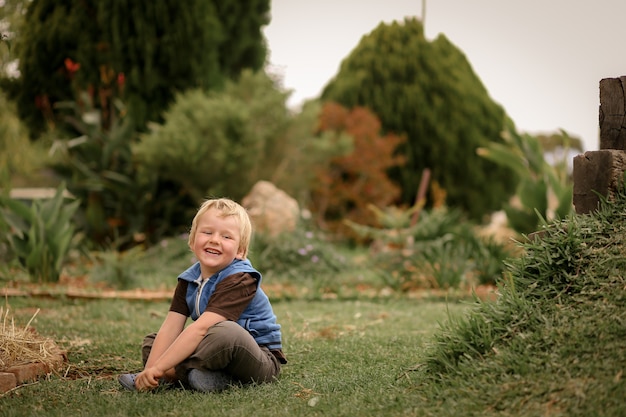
[3,0,270,135]
[322,18,517,220]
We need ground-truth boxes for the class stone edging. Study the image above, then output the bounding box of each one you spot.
[0,347,67,394]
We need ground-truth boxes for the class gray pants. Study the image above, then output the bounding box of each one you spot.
[142,320,281,385]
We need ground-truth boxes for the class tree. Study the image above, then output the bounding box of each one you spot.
[212,1,270,79]
[2,0,270,135]
[310,102,405,240]
[321,17,517,221]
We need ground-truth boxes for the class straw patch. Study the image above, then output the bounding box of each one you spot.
[0,307,60,371]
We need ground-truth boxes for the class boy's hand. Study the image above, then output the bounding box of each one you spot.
[135,367,163,391]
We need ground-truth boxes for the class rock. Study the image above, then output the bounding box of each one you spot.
[242,181,300,237]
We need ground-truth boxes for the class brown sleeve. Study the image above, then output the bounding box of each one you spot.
[169,279,190,316]
[204,272,257,321]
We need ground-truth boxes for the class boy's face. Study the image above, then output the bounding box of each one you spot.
[191,208,245,278]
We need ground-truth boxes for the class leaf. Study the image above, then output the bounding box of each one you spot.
[518,178,548,215]
[0,197,33,239]
[477,144,527,178]
[503,205,539,235]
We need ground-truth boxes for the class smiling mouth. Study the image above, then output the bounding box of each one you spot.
[205,249,221,255]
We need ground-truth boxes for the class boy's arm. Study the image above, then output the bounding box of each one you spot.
[136,274,256,390]
[136,311,226,390]
[144,311,187,369]
[135,311,186,390]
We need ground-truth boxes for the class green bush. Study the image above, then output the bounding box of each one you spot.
[0,183,80,282]
[347,204,512,290]
[321,17,517,220]
[134,70,291,205]
[0,93,50,189]
[87,246,145,290]
[248,224,351,281]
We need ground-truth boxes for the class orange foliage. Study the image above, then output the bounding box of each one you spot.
[311,102,406,240]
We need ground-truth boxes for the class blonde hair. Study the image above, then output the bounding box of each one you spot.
[188,198,252,259]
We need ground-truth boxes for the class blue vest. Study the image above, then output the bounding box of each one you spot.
[178,259,283,350]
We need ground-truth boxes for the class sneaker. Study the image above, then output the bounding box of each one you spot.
[187,369,232,392]
[118,373,138,391]
[118,373,178,391]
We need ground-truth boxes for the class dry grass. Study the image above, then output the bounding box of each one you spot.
[0,307,59,370]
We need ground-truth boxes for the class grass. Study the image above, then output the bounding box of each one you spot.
[409,192,626,416]
[3,192,626,416]
[0,297,469,416]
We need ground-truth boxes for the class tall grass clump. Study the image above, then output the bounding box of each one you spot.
[412,188,626,415]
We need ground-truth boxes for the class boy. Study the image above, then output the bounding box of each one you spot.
[118,198,286,392]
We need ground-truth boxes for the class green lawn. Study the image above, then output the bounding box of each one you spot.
[0,297,469,417]
[4,191,626,416]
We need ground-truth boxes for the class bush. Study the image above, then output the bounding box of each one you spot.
[49,94,154,248]
[477,126,574,234]
[0,183,81,282]
[134,70,291,205]
[347,204,512,290]
[321,18,517,220]
[248,223,351,281]
[310,102,405,241]
[0,93,50,189]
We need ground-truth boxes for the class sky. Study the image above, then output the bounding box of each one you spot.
[263,0,626,152]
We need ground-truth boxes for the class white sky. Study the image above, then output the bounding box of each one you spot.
[263,0,626,152]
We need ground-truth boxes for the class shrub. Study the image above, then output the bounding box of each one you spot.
[49,93,153,248]
[0,183,80,282]
[310,102,405,241]
[134,70,291,206]
[0,93,50,189]
[248,223,351,281]
[321,17,517,220]
[88,245,144,290]
[347,204,512,290]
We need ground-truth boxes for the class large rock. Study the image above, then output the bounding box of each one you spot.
[242,181,299,237]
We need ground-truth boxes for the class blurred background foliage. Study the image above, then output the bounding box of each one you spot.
[0,1,578,288]
[1,0,270,136]
[321,17,519,221]
[134,69,291,211]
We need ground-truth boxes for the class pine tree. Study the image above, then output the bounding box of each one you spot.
[321,18,517,220]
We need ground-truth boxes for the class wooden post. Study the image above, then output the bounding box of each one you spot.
[573,76,626,214]
[410,168,430,226]
[599,76,626,150]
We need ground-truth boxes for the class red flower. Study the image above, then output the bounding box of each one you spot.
[64,58,80,74]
